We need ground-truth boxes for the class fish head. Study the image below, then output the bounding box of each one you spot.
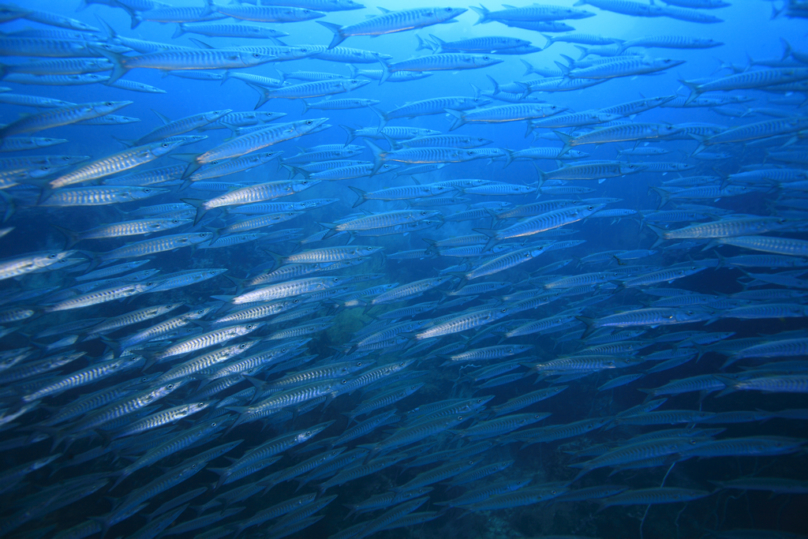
[203,109,233,123]
[33,250,75,269]
[184,231,213,245]
[90,100,133,116]
[619,163,647,174]
[27,164,68,179]
[47,155,92,167]
[564,6,595,18]
[238,322,264,335]
[431,6,467,21]
[150,138,185,157]
[290,179,320,194]
[233,52,267,68]
[334,0,364,8]
[0,5,25,19]
[129,187,170,200]
[297,8,325,20]
[474,54,503,67]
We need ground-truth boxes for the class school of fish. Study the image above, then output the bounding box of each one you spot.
[0,0,807,538]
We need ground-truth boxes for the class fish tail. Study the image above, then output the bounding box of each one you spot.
[371,105,387,131]
[90,46,129,85]
[378,58,391,85]
[340,124,357,144]
[180,197,208,226]
[110,135,134,148]
[95,16,116,40]
[648,186,670,209]
[108,470,129,491]
[427,34,444,53]
[316,21,345,49]
[469,4,491,25]
[712,375,738,397]
[0,191,16,223]
[244,81,270,110]
[553,130,573,155]
[555,60,572,78]
[504,149,514,168]
[678,79,700,104]
[445,109,465,131]
[519,59,536,77]
[573,45,588,60]
[688,133,707,156]
[485,74,501,96]
[347,186,367,208]
[301,100,310,114]
[319,222,341,240]
[472,227,500,252]
[644,223,668,248]
[171,23,185,39]
[575,315,597,339]
[50,224,82,249]
[365,139,385,174]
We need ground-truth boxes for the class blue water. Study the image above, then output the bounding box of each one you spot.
[1,0,808,538]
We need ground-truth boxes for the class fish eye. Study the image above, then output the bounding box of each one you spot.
[167,384,174,389]
[104,101,113,106]
[48,253,57,259]
[252,53,260,58]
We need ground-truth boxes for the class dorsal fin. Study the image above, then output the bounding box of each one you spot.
[151,109,171,125]
[190,37,215,50]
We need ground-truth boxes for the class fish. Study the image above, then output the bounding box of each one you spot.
[317,7,467,49]
[0,4,804,539]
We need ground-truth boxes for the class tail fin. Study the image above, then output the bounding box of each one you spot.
[51,224,82,249]
[445,109,465,131]
[89,46,129,85]
[340,124,357,144]
[181,198,209,226]
[371,106,388,130]
[378,58,391,85]
[649,186,670,209]
[469,4,491,24]
[428,34,445,53]
[472,227,499,252]
[575,315,597,339]
[504,149,515,168]
[365,139,385,174]
[645,224,668,248]
[485,74,501,95]
[172,24,186,39]
[519,59,537,77]
[554,60,572,77]
[780,38,793,61]
[316,21,346,49]
[244,81,270,110]
[348,186,367,208]
[678,79,700,105]
[553,130,573,155]
[574,45,589,60]
[415,35,434,52]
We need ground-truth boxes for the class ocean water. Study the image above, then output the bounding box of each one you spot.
[0,1,807,538]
